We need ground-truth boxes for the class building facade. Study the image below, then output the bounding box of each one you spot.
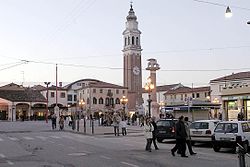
[0,83,46,121]
[123,4,143,111]
[65,79,128,118]
[210,71,250,121]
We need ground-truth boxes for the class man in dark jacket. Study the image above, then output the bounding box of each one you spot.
[171,115,188,157]
[151,117,159,150]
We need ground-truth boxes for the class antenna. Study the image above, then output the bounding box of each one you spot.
[21,71,24,86]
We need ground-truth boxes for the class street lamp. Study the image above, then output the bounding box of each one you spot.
[78,99,85,132]
[120,95,128,118]
[144,77,155,117]
[44,82,51,123]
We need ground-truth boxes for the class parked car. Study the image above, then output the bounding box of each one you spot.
[211,121,250,152]
[155,119,178,143]
[189,120,220,145]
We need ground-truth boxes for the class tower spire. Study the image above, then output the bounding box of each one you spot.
[130,1,133,9]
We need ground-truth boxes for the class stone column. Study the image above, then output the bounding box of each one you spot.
[146,58,160,118]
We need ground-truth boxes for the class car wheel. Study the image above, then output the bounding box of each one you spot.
[213,145,221,152]
[157,138,163,143]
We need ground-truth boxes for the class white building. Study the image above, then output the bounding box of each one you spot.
[210,71,250,121]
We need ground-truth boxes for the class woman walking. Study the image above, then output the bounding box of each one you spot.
[144,117,154,152]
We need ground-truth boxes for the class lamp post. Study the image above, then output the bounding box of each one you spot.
[44,82,51,123]
[144,77,155,117]
[120,95,128,118]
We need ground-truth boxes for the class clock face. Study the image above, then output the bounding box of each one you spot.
[133,66,140,75]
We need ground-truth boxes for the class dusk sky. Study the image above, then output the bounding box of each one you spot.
[0,0,249,88]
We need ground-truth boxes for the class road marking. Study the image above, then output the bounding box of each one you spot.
[121,162,139,167]
[100,155,111,160]
[36,136,47,140]
[6,160,14,165]
[8,137,18,141]
[68,153,87,156]
[68,146,75,150]
[23,137,34,140]
[0,153,6,158]
[50,136,61,139]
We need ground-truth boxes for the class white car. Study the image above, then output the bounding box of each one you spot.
[189,120,220,145]
[212,121,250,152]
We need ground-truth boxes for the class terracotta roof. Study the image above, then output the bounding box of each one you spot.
[0,83,25,91]
[31,85,46,91]
[64,79,100,89]
[0,89,46,102]
[65,78,127,90]
[165,86,210,95]
[88,81,127,89]
[142,83,180,93]
[210,71,250,83]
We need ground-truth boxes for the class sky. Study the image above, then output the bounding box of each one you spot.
[0,0,250,88]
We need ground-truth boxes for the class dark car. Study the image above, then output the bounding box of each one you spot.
[156,119,178,143]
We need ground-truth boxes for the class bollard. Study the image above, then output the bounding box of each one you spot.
[92,120,94,134]
[77,119,79,132]
[237,143,246,167]
[83,117,86,134]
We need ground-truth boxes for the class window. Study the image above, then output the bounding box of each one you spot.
[196,93,200,98]
[87,98,90,104]
[136,37,139,45]
[125,37,127,46]
[60,92,65,98]
[185,94,187,98]
[132,36,135,45]
[115,98,120,104]
[105,98,109,106]
[77,83,81,86]
[192,93,195,98]
[74,95,77,101]
[82,90,84,94]
[93,97,97,104]
[122,90,125,94]
[51,92,55,98]
[110,98,114,105]
[67,95,72,101]
[100,89,103,93]
[93,89,96,93]
[181,94,183,100]
[99,98,103,104]
[128,37,130,45]
[116,89,119,94]
[170,95,173,99]
[174,95,176,99]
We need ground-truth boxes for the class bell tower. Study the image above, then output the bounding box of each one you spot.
[123,4,143,111]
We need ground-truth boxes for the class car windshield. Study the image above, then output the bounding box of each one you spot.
[214,123,238,133]
[156,120,173,127]
[190,122,209,129]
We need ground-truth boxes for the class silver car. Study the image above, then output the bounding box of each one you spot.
[189,120,220,145]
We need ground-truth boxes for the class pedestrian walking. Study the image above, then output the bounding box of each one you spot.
[113,113,121,136]
[59,115,64,130]
[120,118,127,136]
[151,116,159,150]
[51,112,57,130]
[171,115,188,158]
[184,117,196,155]
[144,117,154,152]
